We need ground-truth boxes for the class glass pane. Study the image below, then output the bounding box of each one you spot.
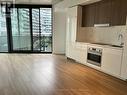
[32,9,40,51]
[40,8,52,52]
[11,8,31,51]
[0,7,8,52]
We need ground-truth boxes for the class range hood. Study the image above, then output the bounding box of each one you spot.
[94,24,110,27]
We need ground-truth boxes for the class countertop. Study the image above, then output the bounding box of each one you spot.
[76,42,124,50]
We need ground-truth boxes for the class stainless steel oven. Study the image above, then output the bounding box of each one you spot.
[87,47,102,67]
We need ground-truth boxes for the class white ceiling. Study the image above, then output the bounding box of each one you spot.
[1,0,63,4]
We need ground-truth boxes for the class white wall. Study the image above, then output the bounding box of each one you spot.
[52,5,66,54]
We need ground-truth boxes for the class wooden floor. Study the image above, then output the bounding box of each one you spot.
[0,54,127,95]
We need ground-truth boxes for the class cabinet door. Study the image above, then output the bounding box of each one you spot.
[95,0,112,24]
[70,17,77,43]
[102,48,122,77]
[82,3,96,27]
[75,43,87,64]
[68,6,77,43]
[66,6,78,59]
[111,0,127,26]
[68,6,77,17]
[110,0,122,26]
[120,0,127,25]
[66,43,76,59]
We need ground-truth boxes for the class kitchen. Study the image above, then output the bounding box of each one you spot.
[54,0,127,80]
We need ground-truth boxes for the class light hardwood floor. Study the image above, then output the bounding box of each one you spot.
[0,54,127,95]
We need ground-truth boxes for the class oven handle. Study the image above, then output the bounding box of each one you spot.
[87,51,102,56]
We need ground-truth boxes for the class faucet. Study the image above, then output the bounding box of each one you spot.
[118,34,124,46]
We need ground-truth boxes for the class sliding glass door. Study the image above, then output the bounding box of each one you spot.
[32,8,40,51]
[11,8,31,51]
[0,7,8,52]
[32,8,52,52]
[0,5,52,53]
[40,8,52,52]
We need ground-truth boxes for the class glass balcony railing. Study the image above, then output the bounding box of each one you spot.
[33,35,52,52]
[0,36,8,52]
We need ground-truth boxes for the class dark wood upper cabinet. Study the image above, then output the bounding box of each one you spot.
[119,0,127,25]
[82,3,96,27]
[95,0,112,24]
[110,0,121,25]
[110,0,127,26]
[82,0,127,27]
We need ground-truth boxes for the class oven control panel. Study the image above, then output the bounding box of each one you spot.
[88,47,102,54]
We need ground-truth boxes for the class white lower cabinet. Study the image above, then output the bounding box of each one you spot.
[66,42,124,79]
[66,42,71,58]
[66,42,87,64]
[75,43,87,64]
[101,48,123,77]
[66,42,76,60]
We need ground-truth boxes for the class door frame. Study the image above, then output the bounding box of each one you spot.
[5,4,52,53]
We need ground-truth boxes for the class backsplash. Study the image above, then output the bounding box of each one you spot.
[76,25,127,46]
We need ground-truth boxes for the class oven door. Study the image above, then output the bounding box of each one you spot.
[87,52,102,66]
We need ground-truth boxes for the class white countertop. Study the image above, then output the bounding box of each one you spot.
[89,43,123,50]
[76,42,124,50]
